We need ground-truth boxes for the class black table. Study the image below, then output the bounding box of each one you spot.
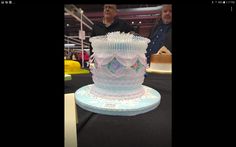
[65,73,172,147]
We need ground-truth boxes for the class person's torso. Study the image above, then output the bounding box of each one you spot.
[92,19,132,36]
[148,22,172,54]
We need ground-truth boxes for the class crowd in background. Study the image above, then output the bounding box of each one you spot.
[65,4,172,68]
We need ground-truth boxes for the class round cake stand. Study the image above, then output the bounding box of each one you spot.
[75,84,161,116]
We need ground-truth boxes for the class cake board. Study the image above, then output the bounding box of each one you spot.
[75,84,161,116]
[146,68,172,74]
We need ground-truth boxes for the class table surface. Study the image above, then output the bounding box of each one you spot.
[65,73,172,147]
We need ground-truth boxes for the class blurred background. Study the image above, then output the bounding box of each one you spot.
[64,4,162,67]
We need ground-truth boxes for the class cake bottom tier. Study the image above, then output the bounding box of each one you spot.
[90,84,145,100]
[150,63,172,71]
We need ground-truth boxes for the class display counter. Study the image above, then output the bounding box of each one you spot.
[65,73,171,147]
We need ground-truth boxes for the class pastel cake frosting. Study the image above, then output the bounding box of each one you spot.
[89,32,150,99]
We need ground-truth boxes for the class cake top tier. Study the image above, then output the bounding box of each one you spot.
[89,32,150,54]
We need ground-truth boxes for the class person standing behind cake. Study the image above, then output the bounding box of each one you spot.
[146,4,172,65]
[90,4,135,55]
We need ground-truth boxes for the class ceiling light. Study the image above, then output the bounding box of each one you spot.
[80,9,84,14]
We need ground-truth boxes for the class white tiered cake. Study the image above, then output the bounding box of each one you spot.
[89,32,149,99]
[75,32,161,116]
